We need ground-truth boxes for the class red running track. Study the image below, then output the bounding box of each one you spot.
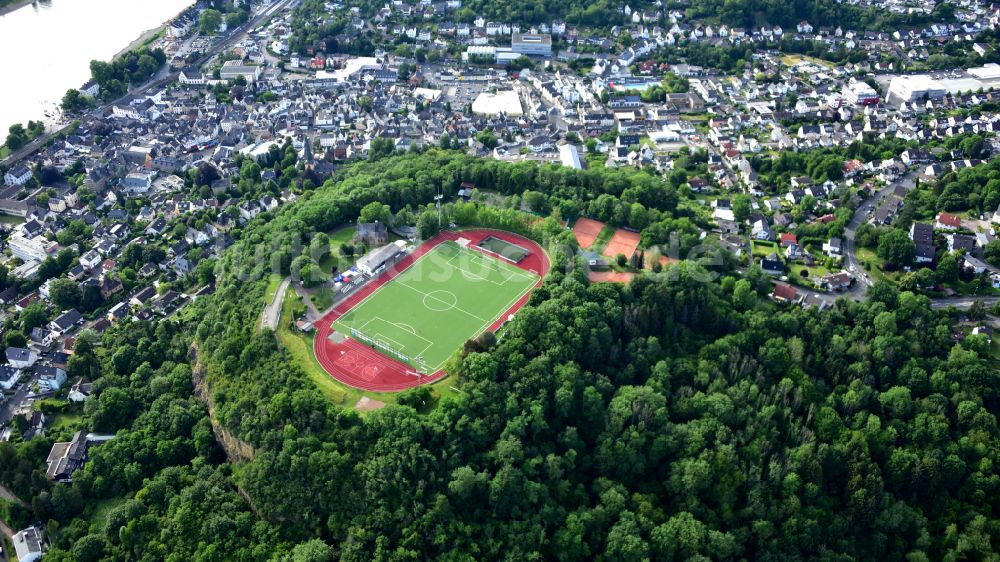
[313,229,551,392]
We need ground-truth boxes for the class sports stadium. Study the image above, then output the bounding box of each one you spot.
[314,229,550,391]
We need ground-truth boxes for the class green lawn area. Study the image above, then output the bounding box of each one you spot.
[329,226,357,245]
[327,226,357,267]
[87,497,126,533]
[590,225,616,254]
[263,273,283,304]
[0,214,24,226]
[856,248,898,283]
[276,290,353,406]
[679,112,712,121]
[332,241,538,372]
[309,287,334,310]
[49,412,83,435]
[752,240,779,258]
[781,53,834,69]
[789,262,832,282]
[0,146,9,159]
[319,253,339,273]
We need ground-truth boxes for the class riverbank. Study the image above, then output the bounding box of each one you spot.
[0,0,195,140]
[0,0,34,18]
[111,0,193,61]
[112,22,167,59]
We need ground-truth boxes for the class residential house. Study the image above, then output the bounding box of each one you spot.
[0,286,18,305]
[130,286,157,307]
[80,250,102,271]
[6,347,38,369]
[784,243,804,260]
[45,430,89,482]
[773,283,798,303]
[49,309,83,334]
[356,221,389,246]
[0,366,19,391]
[935,212,962,230]
[68,378,93,403]
[761,257,784,276]
[948,233,977,252]
[751,219,774,241]
[962,255,989,274]
[107,302,130,322]
[4,165,32,187]
[871,196,903,225]
[910,222,935,263]
[822,272,853,291]
[36,365,67,392]
[823,237,842,256]
[12,526,45,562]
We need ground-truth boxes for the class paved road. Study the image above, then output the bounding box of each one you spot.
[291,281,324,322]
[781,275,1000,311]
[0,485,24,508]
[0,484,23,548]
[839,172,921,296]
[930,296,1000,309]
[260,277,289,331]
[0,382,31,425]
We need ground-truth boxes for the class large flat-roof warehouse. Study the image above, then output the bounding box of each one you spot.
[511,33,552,56]
[472,90,523,116]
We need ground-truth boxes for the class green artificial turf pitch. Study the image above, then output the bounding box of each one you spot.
[332,241,538,371]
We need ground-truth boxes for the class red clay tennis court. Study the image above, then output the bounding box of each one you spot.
[572,218,605,249]
[588,270,635,284]
[313,229,550,392]
[603,229,641,259]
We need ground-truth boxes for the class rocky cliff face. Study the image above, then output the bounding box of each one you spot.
[189,344,255,463]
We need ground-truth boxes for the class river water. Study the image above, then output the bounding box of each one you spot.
[0,0,193,135]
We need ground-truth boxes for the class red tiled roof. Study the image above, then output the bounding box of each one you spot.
[937,212,961,227]
[773,283,797,301]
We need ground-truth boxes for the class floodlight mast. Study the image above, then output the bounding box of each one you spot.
[435,186,444,229]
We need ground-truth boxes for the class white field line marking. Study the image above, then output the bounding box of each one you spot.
[472,273,539,341]
[377,316,433,347]
[373,333,405,352]
[446,246,534,285]
[341,240,538,372]
[373,332,433,361]
[398,281,486,322]
[336,245,451,326]
[367,316,435,360]
[423,274,538,373]
[462,246,534,280]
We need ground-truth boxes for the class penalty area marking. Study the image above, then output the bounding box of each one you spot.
[394,322,417,334]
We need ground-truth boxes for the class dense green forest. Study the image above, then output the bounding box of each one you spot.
[1,151,998,560]
[684,0,953,30]
[288,0,951,51]
[87,46,167,101]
